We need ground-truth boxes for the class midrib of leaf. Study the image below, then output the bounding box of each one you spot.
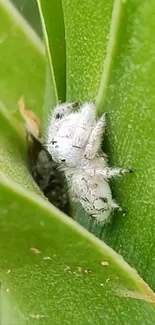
[96,0,123,116]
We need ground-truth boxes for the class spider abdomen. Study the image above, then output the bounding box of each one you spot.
[71,170,113,222]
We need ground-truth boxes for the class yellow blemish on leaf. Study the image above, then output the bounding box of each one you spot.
[30,247,41,254]
[115,288,155,303]
[101,260,109,266]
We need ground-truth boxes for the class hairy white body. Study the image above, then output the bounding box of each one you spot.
[47,102,132,222]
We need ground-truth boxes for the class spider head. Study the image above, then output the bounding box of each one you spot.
[51,102,78,124]
[47,102,79,143]
[49,102,78,134]
[52,103,78,122]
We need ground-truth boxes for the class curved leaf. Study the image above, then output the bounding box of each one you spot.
[97,0,155,291]
[12,0,42,36]
[0,0,45,120]
[1,177,155,324]
[62,0,155,291]
[37,0,66,103]
[62,0,113,102]
[0,103,43,196]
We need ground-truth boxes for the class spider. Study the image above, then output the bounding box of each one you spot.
[47,102,132,223]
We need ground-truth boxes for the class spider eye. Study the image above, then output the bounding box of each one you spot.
[55,113,62,119]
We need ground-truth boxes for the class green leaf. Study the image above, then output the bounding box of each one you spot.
[0,103,43,196]
[62,0,155,291]
[37,0,66,103]
[12,0,43,37]
[0,0,45,120]
[1,177,155,324]
[0,0,47,195]
[62,0,113,102]
[98,0,155,290]
[1,0,155,323]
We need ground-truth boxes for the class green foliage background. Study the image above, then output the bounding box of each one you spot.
[0,0,155,324]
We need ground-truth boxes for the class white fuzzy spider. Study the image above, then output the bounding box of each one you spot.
[47,102,132,223]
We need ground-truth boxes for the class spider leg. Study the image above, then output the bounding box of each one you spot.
[84,112,107,160]
[82,167,133,179]
[111,201,126,215]
[73,102,96,148]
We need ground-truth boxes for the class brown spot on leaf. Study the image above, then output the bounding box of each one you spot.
[18,96,41,138]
